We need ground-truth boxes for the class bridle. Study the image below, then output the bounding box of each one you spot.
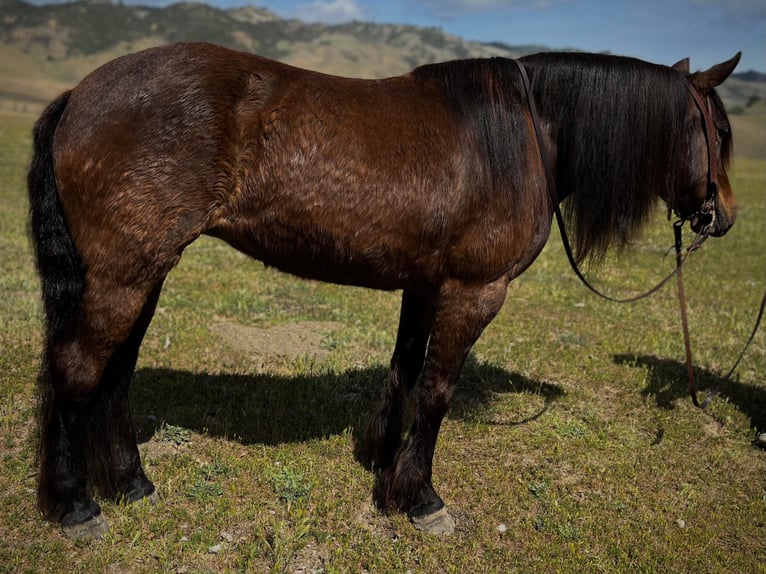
[511,58,764,409]
[681,85,720,240]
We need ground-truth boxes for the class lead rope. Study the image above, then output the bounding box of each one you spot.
[512,58,764,408]
[672,89,765,409]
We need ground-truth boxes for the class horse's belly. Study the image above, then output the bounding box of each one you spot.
[207,202,551,290]
[206,221,442,291]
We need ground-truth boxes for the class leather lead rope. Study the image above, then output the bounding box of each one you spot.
[671,81,763,409]
[512,58,764,408]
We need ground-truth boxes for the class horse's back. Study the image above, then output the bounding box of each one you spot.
[51,44,452,284]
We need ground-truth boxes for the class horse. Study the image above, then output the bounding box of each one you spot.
[27,42,740,538]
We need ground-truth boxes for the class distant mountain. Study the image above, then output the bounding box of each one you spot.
[0,0,531,76]
[733,71,766,83]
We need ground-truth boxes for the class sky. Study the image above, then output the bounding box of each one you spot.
[223,0,765,72]
[34,0,766,72]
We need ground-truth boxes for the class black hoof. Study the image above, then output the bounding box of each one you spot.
[120,476,156,504]
[409,502,456,535]
[61,500,109,539]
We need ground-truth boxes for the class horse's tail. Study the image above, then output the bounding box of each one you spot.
[28,91,85,500]
[28,90,83,345]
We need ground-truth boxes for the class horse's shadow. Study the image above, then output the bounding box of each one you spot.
[613,353,766,433]
[130,355,564,464]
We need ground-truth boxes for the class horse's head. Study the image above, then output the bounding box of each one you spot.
[671,53,741,238]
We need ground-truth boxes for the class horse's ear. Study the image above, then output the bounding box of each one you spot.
[672,58,690,73]
[691,52,742,92]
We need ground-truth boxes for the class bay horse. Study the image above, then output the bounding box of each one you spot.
[28,42,740,538]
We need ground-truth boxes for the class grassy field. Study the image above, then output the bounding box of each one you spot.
[0,110,764,573]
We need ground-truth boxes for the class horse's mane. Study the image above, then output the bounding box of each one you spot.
[519,52,696,264]
[411,54,732,265]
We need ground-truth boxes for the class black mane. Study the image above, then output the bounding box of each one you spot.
[520,52,692,263]
[412,53,710,263]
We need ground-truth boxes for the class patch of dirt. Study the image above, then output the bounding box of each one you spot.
[291,539,328,574]
[699,416,727,438]
[210,320,343,362]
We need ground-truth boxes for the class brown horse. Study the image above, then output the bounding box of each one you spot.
[28,42,740,537]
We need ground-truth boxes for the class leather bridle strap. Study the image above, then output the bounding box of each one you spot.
[676,85,718,409]
[674,83,752,409]
[685,85,719,226]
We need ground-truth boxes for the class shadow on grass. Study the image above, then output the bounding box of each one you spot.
[613,354,766,433]
[131,355,564,451]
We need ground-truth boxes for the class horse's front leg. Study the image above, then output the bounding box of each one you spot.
[366,290,435,470]
[384,276,510,534]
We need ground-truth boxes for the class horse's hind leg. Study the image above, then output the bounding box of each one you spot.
[38,274,165,537]
[366,290,435,470]
[85,281,165,504]
[384,276,509,534]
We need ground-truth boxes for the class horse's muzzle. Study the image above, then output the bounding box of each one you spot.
[692,202,736,237]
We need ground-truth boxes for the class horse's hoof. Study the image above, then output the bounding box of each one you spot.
[126,490,159,507]
[410,505,456,535]
[61,513,109,540]
[121,479,157,505]
[60,499,108,539]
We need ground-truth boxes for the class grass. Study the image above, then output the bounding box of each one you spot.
[1,110,764,573]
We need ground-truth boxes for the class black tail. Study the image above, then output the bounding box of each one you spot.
[28,91,84,344]
[28,91,85,504]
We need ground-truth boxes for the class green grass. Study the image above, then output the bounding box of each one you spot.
[1,111,764,573]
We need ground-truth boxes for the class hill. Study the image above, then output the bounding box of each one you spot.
[0,0,528,108]
[1,0,763,158]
